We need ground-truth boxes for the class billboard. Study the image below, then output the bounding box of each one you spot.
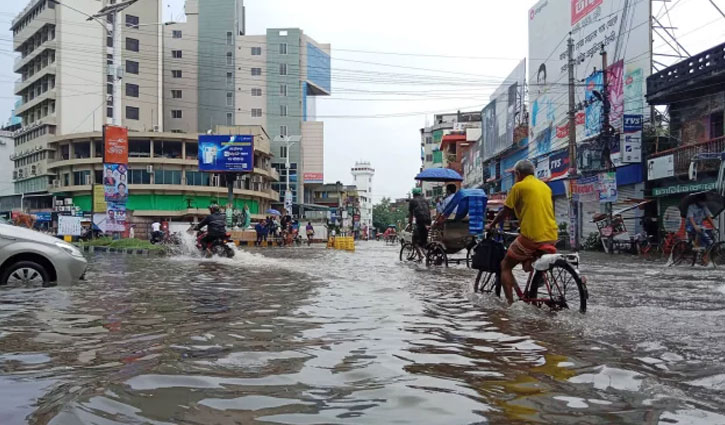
[103,164,128,203]
[92,184,107,213]
[481,59,526,162]
[304,172,324,184]
[105,203,127,232]
[103,125,129,164]
[463,140,483,188]
[528,0,651,157]
[198,135,254,173]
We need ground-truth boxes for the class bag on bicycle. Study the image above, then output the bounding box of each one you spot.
[472,239,505,272]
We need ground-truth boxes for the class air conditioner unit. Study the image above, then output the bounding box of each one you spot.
[147,165,153,174]
[52,179,60,188]
[152,125,160,132]
[85,175,91,185]
[12,171,17,180]
[30,169,36,176]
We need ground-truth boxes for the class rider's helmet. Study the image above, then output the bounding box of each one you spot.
[209,204,220,214]
[411,187,422,196]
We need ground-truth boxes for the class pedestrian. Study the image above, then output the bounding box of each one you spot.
[255,220,264,245]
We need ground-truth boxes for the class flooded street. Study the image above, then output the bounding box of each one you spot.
[1,243,725,424]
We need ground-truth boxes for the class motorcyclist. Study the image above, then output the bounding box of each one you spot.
[195,204,227,253]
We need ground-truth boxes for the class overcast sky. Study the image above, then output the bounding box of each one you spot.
[0,0,721,201]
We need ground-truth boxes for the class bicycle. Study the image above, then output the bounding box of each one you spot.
[670,228,725,267]
[473,230,588,313]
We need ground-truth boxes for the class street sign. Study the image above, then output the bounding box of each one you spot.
[198,135,254,173]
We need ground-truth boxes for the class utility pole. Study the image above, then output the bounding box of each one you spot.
[600,43,614,254]
[567,34,580,250]
[89,0,138,126]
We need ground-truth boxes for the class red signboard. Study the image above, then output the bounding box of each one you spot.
[571,0,603,25]
[303,172,324,183]
[103,125,129,164]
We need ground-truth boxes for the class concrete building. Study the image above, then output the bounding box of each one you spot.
[237,28,331,206]
[420,111,481,198]
[351,161,374,230]
[10,0,163,209]
[0,130,14,197]
[163,0,198,134]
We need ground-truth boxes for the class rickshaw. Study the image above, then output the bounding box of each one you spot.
[383,225,398,245]
[400,189,487,267]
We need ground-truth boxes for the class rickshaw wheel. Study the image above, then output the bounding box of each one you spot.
[426,243,448,267]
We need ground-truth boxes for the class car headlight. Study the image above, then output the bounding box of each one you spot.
[55,242,84,258]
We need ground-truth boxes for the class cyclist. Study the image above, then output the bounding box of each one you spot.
[408,187,431,249]
[686,199,714,249]
[486,160,558,304]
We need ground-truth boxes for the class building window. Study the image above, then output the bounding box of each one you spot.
[251,68,261,76]
[226,72,233,86]
[251,46,261,55]
[171,89,182,99]
[280,146,287,158]
[126,106,139,120]
[126,38,139,52]
[251,108,262,118]
[155,170,182,185]
[279,43,287,55]
[226,92,233,106]
[226,31,233,45]
[251,88,262,96]
[280,105,287,116]
[126,60,139,74]
[172,50,182,58]
[171,110,182,119]
[171,70,182,78]
[125,15,139,28]
[185,171,210,186]
[279,63,287,76]
[107,107,113,118]
[172,30,182,39]
[107,83,113,94]
[280,125,288,136]
[106,36,113,48]
[125,83,139,97]
[280,84,287,96]
[129,169,152,184]
[226,52,232,65]
[226,112,233,126]
[711,111,724,139]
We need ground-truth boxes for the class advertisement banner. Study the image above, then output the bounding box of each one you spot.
[528,0,650,156]
[198,135,254,173]
[536,156,551,180]
[585,71,603,137]
[103,164,128,203]
[572,175,599,201]
[598,172,618,203]
[647,155,674,181]
[57,216,83,236]
[103,125,129,164]
[549,148,570,180]
[481,59,526,162]
[303,172,324,184]
[105,202,127,233]
[93,184,107,213]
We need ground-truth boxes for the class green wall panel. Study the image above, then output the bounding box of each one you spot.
[73,195,92,212]
[75,194,258,214]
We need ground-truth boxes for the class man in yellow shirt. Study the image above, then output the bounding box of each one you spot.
[487,160,558,304]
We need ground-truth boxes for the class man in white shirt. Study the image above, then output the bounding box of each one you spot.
[151,221,163,242]
[436,184,458,217]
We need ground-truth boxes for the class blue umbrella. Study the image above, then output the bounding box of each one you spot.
[266,209,282,216]
[415,168,463,182]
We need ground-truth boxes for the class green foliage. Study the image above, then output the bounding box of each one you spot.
[583,232,604,251]
[372,197,408,233]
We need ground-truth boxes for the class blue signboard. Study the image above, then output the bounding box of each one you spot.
[198,135,254,173]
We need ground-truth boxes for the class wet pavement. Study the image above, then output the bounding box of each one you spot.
[1,243,724,424]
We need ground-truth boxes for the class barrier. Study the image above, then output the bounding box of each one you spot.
[327,236,355,252]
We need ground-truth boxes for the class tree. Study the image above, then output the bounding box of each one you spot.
[373,197,407,234]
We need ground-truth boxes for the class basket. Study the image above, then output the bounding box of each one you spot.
[472,239,505,272]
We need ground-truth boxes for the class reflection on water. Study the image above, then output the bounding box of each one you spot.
[1,245,724,424]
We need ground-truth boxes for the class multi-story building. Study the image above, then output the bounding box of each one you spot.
[0,130,14,198]
[10,0,163,209]
[238,28,331,206]
[163,0,199,134]
[351,161,374,230]
[419,111,481,198]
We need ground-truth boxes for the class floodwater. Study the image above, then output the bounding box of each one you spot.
[1,243,724,424]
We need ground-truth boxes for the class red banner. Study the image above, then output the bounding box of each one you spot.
[571,0,602,25]
[104,125,128,164]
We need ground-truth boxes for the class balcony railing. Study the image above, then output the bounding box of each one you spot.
[647,42,725,102]
[649,136,725,176]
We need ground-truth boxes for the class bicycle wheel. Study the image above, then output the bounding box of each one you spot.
[708,241,725,267]
[670,241,694,266]
[530,260,587,313]
[399,242,415,262]
[474,270,501,297]
[425,244,448,267]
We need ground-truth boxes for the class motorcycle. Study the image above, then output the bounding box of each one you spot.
[189,226,236,258]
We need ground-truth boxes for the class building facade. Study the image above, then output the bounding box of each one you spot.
[0,130,14,198]
[237,28,331,206]
[351,161,374,230]
[10,0,163,208]
[163,0,199,134]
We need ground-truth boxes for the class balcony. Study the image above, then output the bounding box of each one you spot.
[15,63,56,95]
[649,136,725,176]
[13,7,56,50]
[14,39,56,73]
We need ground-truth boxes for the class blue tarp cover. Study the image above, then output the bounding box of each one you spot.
[441,189,488,234]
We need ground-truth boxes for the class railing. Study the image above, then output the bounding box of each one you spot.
[647,42,725,97]
[649,136,725,175]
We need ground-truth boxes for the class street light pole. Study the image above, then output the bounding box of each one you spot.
[284,137,296,215]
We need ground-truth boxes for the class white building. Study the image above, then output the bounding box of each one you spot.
[0,131,14,197]
[351,161,374,230]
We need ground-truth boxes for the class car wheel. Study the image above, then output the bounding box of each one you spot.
[1,261,51,287]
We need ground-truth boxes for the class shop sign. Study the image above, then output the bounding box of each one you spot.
[536,156,550,180]
[647,155,674,180]
[57,216,83,236]
[103,125,128,164]
[598,172,617,203]
[652,181,717,197]
[572,175,599,201]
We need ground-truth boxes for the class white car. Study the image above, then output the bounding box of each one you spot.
[0,223,88,287]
